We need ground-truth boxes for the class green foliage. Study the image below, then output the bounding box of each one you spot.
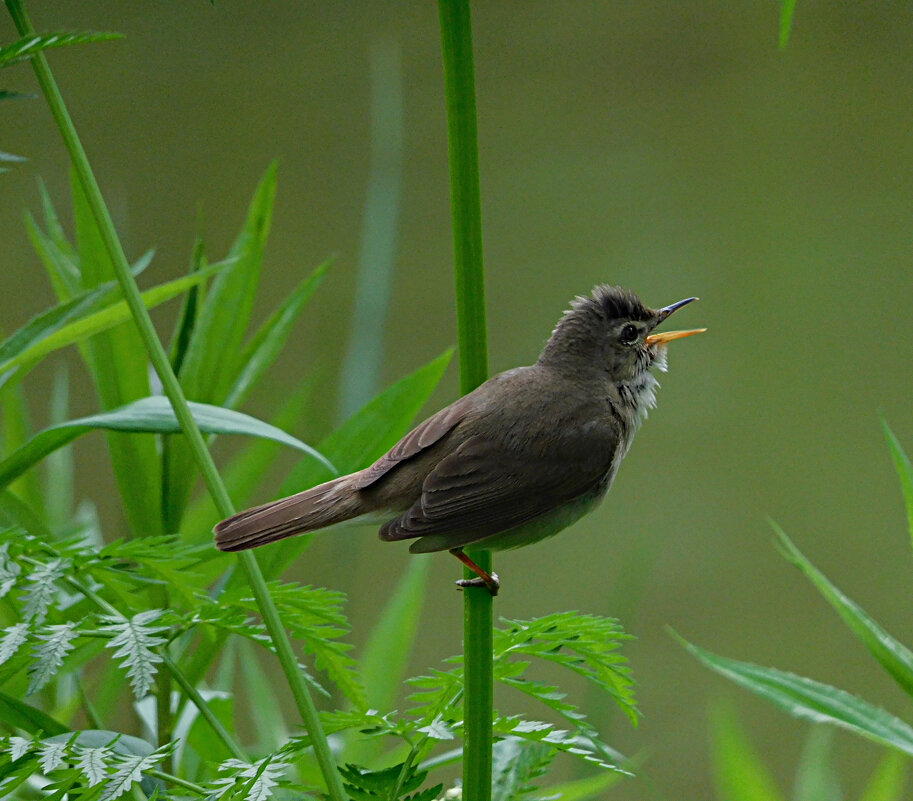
[1,11,640,798]
[709,701,908,801]
[684,426,913,785]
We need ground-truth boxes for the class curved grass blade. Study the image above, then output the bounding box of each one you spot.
[0,31,122,68]
[774,522,913,700]
[678,633,913,757]
[0,259,231,383]
[0,397,335,492]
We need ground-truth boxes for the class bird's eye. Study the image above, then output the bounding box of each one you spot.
[619,323,639,345]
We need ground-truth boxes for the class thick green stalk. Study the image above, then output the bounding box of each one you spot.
[6,4,347,799]
[438,2,492,799]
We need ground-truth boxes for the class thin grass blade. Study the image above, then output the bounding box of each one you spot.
[774,523,913,700]
[678,633,913,757]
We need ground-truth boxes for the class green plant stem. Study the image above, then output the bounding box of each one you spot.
[6,4,347,799]
[438,1,492,799]
[160,653,248,761]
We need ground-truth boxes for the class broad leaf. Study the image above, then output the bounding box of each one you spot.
[680,634,913,757]
[0,396,334,492]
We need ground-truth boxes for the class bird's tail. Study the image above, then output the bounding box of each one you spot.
[213,475,364,552]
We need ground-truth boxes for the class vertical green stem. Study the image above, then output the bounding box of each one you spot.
[5,4,347,799]
[438,2,492,799]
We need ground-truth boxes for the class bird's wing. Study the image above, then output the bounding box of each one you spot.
[379,433,615,552]
[351,394,474,490]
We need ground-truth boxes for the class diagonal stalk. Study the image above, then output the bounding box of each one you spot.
[5,3,347,799]
[438,2,493,799]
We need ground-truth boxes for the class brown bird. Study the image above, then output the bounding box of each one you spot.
[214,285,704,594]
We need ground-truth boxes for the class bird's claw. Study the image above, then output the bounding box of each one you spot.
[455,572,500,596]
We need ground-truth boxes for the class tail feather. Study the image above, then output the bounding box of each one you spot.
[214,476,363,552]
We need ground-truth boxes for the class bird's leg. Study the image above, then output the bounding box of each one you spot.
[451,548,500,596]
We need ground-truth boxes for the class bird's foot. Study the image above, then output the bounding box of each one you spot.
[455,573,500,596]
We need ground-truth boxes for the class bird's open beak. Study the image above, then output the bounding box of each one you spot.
[646,297,706,345]
[645,328,706,346]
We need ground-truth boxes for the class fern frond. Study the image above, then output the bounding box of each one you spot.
[7,735,34,760]
[37,739,68,773]
[0,544,21,598]
[101,609,166,699]
[75,744,111,787]
[22,558,67,625]
[28,621,78,694]
[214,756,290,801]
[0,622,30,666]
[99,747,170,801]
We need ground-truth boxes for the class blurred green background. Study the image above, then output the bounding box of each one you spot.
[4,2,913,798]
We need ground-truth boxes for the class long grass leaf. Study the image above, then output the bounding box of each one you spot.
[882,420,913,550]
[72,173,160,537]
[774,523,913,700]
[259,349,453,579]
[679,634,913,757]
[0,397,334,492]
[0,260,230,383]
[709,700,785,801]
[224,257,331,409]
[163,163,278,529]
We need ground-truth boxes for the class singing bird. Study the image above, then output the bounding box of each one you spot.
[215,285,704,594]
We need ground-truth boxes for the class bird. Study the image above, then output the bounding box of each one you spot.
[214,285,704,595]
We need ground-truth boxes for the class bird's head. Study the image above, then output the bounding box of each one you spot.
[538,284,705,382]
